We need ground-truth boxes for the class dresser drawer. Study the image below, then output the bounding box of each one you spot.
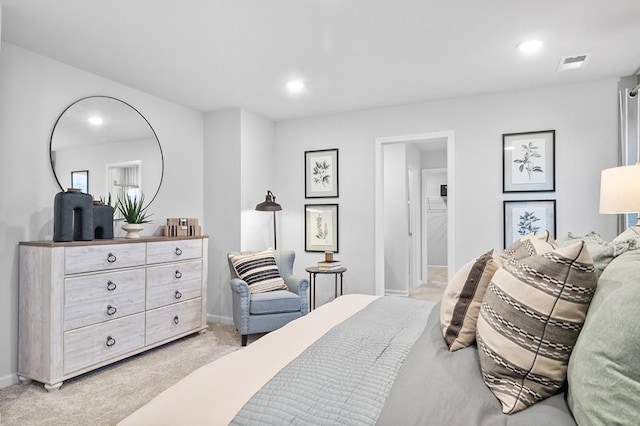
[146,298,202,346]
[64,287,146,331]
[64,313,145,374]
[65,269,145,305]
[146,260,202,309]
[146,239,202,264]
[65,243,146,275]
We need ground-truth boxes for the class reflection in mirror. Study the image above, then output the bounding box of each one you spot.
[50,96,164,208]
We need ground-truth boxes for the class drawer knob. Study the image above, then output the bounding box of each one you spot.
[175,290,182,300]
[175,270,183,279]
[173,316,180,325]
[175,247,183,256]
[106,305,117,316]
[106,336,116,347]
[107,253,117,263]
[106,281,117,292]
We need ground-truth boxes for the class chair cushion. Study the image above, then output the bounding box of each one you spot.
[476,241,597,414]
[250,290,301,315]
[229,249,288,294]
[440,249,502,351]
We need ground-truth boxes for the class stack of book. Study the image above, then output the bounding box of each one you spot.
[317,260,342,271]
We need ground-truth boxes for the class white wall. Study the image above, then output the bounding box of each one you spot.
[203,109,241,324]
[0,42,204,387]
[383,143,407,293]
[203,108,276,325]
[274,79,619,305]
[240,110,277,252]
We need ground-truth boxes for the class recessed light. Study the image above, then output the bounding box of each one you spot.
[517,40,543,53]
[88,116,104,125]
[286,80,305,94]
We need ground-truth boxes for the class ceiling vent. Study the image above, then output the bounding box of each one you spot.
[558,54,590,71]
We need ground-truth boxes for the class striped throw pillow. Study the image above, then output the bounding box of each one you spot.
[229,249,288,294]
[476,241,597,414]
[501,231,556,262]
[440,249,502,351]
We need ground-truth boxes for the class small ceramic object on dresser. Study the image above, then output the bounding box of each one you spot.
[53,188,94,242]
[92,201,115,239]
[121,223,145,239]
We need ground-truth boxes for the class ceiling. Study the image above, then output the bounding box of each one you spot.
[1,0,640,122]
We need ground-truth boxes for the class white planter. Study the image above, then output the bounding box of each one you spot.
[121,223,145,239]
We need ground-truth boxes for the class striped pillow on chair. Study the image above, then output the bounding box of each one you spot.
[229,249,288,294]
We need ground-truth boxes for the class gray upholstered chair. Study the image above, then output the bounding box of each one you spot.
[228,250,309,346]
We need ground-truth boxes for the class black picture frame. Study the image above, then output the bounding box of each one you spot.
[503,130,555,193]
[71,170,89,194]
[504,199,556,248]
[305,204,339,252]
[305,149,339,198]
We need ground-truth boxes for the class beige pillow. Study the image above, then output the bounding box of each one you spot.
[440,249,501,351]
[501,230,556,262]
[476,241,597,414]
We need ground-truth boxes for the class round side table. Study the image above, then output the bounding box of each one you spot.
[305,266,347,311]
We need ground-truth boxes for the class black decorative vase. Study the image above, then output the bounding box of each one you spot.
[93,201,115,239]
[53,189,94,242]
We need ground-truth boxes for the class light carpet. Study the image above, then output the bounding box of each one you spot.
[0,281,447,426]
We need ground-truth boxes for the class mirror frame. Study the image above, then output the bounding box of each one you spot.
[49,95,165,207]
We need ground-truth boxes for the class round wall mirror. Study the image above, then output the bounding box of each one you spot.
[49,96,164,208]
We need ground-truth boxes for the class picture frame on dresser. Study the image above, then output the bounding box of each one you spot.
[305,204,339,252]
[305,149,339,198]
[504,200,556,248]
[71,170,89,194]
[502,130,555,193]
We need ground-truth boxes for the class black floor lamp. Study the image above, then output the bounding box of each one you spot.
[255,190,282,249]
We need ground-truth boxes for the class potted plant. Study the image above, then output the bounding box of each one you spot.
[116,192,152,239]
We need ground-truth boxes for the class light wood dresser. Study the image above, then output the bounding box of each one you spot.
[18,236,208,391]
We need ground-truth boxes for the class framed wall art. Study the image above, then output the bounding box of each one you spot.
[504,199,556,248]
[305,149,339,198]
[503,130,555,193]
[305,204,339,252]
[71,170,89,194]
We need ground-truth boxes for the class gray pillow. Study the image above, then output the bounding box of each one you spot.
[556,231,635,277]
[567,250,640,424]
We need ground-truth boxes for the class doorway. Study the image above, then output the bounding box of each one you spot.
[374,131,455,296]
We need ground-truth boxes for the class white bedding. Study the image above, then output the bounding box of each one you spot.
[119,294,378,426]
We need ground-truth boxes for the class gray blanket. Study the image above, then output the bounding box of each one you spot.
[232,298,576,425]
[231,297,435,425]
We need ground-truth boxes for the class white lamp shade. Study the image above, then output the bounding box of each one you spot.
[600,164,640,213]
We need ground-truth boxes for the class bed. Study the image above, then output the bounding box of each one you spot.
[119,294,575,425]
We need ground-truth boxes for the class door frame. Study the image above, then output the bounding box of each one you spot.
[374,131,455,296]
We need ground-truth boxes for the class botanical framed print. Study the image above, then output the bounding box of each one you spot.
[305,149,339,198]
[305,204,339,252]
[503,130,555,193]
[71,170,89,194]
[504,200,556,248]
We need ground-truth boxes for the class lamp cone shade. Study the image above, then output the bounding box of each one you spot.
[599,164,640,214]
[255,190,282,211]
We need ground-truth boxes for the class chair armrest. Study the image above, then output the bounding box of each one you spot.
[230,278,250,297]
[284,275,309,295]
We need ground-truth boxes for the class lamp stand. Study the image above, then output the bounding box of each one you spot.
[273,211,278,249]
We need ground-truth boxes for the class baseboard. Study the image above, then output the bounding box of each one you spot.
[207,313,233,325]
[0,372,18,389]
[384,289,409,297]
